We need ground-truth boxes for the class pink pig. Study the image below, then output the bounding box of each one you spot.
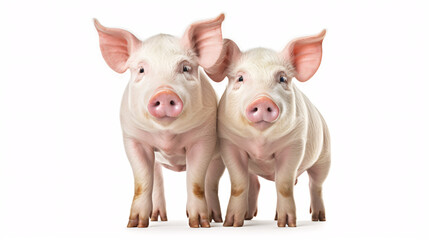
[94,14,226,228]
[206,30,330,227]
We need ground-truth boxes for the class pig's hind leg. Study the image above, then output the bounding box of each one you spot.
[245,173,260,220]
[205,155,225,223]
[151,161,168,221]
[307,155,330,221]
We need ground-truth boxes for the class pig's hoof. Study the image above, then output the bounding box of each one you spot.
[150,209,168,221]
[128,200,152,227]
[188,215,210,228]
[186,200,211,228]
[223,214,245,227]
[245,208,257,220]
[223,219,244,227]
[209,210,223,223]
[276,212,296,227]
[310,207,326,221]
[127,216,149,228]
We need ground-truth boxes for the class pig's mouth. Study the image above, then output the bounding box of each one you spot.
[250,121,273,131]
[154,116,179,124]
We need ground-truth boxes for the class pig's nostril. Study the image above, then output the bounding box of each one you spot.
[170,100,175,106]
[252,107,258,112]
[267,107,272,112]
[155,101,160,106]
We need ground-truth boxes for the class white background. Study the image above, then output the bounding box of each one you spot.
[1,0,428,239]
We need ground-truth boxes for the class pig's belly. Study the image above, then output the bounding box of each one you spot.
[248,157,276,181]
[155,151,186,172]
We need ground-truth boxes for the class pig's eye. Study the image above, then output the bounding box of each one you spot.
[139,67,144,74]
[183,65,191,73]
[238,76,244,82]
[279,76,287,83]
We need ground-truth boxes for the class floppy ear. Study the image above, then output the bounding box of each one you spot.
[94,19,141,73]
[204,39,242,82]
[281,29,326,82]
[181,14,225,70]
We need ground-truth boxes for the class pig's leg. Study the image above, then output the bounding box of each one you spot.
[150,162,167,221]
[186,138,216,228]
[245,173,260,220]
[124,138,155,228]
[221,140,249,227]
[275,144,304,227]
[205,156,225,223]
[307,155,330,221]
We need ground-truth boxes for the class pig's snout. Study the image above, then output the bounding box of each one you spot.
[245,96,279,123]
[148,89,183,118]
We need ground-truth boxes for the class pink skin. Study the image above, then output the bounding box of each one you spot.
[245,173,260,220]
[148,89,183,118]
[207,31,330,227]
[94,14,226,228]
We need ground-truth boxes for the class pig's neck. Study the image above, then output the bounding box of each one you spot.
[155,130,179,143]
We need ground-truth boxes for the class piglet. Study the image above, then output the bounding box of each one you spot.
[94,14,226,228]
[206,30,330,227]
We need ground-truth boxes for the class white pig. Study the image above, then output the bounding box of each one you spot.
[94,14,226,228]
[205,30,330,227]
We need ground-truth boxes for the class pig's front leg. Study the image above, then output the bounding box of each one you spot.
[275,142,305,227]
[186,138,216,228]
[124,138,154,228]
[221,140,249,227]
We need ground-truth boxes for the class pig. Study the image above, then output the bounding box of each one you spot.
[94,14,226,228]
[204,30,330,227]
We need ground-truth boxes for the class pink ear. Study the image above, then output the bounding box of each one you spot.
[94,19,141,73]
[204,39,242,82]
[281,30,326,82]
[181,14,225,69]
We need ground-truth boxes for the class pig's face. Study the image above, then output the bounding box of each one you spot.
[94,15,224,131]
[209,31,325,136]
[126,35,202,128]
[223,48,296,132]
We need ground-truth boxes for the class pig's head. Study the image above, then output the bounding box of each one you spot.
[210,30,326,134]
[94,15,224,130]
